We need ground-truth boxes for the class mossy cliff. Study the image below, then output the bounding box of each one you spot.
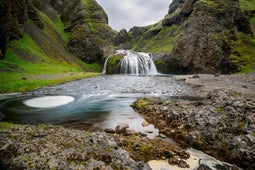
[116,0,255,74]
[57,0,116,63]
[0,0,115,63]
[0,0,114,93]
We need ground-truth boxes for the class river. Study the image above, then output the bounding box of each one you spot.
[0,75,194,138]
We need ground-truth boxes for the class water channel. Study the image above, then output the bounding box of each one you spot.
[0,75,194,139]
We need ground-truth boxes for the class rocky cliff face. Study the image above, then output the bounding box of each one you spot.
[57,0,116,63]
[0,0,115,64]
[164,0,253,74]
[122,0,254,74]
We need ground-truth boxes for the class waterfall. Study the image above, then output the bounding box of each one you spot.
[102,50,158,75]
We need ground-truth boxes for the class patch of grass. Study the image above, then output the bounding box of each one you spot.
[132,24,180,53]
[0,122,15,130]
[217,107,226,112]
[239,0,255,11]
[230,33,255,73]
[39,10,70,44]
[0,72,99,93]
[0,33,100,93]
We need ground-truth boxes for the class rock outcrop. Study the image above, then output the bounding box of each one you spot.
[124,0,254,74]
[164,0,253,74]
[132,88,255,169]
[57,0,116,63]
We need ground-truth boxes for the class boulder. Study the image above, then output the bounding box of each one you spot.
[115,124,129,134]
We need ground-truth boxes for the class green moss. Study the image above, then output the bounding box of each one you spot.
[230,33,255,73]
[133,99,149,110]
[0,122,15,130]
[0,32,100,93]
[217,107,226,112]
[131,24,180,53]
[140,145,149,153]
[239,0,255,11]
[105,54,124,74]
[39,11,70,44]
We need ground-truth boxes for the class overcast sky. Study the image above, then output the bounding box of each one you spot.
[96,0,172,31]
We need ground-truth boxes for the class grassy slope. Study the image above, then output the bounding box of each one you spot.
[233,0,255,73]
[0,7,100,93]
[131,22,181,53]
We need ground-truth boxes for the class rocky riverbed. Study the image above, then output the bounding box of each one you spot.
[0,73,254,169]
[0,124,194,170]
[132,73,255,169]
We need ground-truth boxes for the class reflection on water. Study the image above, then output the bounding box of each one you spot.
[0,94,158,138]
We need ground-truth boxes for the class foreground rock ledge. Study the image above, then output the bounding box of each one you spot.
[132,89,255,170]
[0,124,191,170]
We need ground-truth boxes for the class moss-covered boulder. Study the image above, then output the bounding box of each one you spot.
[104,54,124,74]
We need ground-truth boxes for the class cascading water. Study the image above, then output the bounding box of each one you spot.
[102,50,158,75]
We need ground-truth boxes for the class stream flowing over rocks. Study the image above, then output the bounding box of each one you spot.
[0,73,254,169]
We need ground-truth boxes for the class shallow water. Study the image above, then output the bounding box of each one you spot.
[0,75,194,138]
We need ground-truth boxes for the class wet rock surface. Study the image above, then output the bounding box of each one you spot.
[0,124,197,170]
[0,124,151,170]
[132,73,255,169]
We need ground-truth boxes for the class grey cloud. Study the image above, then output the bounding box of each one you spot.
[96,0,172,31]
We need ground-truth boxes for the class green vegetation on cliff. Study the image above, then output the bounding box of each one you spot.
[123,0,255,74]
[230,33,255,73]
[0,0,105,93]
[130,22,180,53]
[0,33,98,93]
[240,0,255,35]
[240,0,255,11]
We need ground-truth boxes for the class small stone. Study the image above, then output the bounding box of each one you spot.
[179,159,189,168]
[115,123,129,134]
[214,73,220,77]
[145,130,153,133]
[159,133,167,138]
[48,158,58,169]
[242,85,248,89]
[125,128,137,135]
[142,121,150,127]
[192,75,200,78]
[104,128,115,133]
[0,142,11,151]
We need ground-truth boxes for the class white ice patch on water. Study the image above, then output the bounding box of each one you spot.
[23,96,75,108]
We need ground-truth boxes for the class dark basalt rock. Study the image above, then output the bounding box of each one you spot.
[163,0,253,74]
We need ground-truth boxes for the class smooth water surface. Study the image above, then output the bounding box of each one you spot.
[0,75,194,138]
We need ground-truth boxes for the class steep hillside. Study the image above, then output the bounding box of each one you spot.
[240,0,255,33]
[118,0,255,74]
[0,0,115,93]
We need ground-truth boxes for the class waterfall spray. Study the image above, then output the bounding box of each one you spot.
[102,50,158,75]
